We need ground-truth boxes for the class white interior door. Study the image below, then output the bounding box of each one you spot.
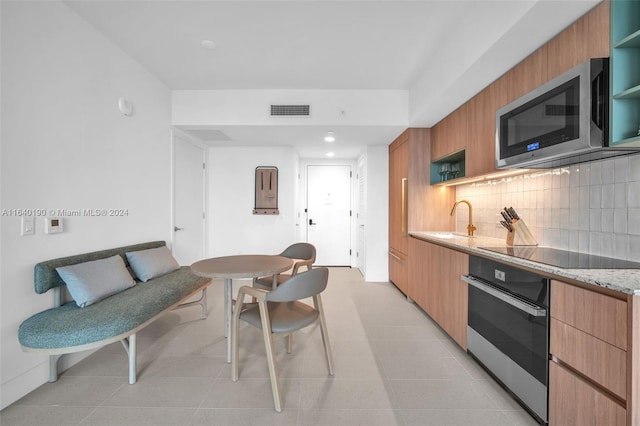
[172,134,205,265]
[306,164,351,266]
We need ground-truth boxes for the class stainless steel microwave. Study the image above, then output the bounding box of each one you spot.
[496,58,609,169]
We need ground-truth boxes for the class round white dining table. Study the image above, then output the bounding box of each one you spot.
[190,255,293,362]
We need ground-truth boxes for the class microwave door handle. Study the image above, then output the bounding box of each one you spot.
[461,275,547,317]
[591,70,603,130]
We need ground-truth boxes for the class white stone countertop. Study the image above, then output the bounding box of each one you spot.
[410,231,640,296]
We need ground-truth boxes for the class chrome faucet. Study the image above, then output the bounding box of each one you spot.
[450,200,477,237]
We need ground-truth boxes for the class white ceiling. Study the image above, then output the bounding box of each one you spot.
[63,0,602,159]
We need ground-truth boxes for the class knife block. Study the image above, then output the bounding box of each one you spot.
[506,219,538,246]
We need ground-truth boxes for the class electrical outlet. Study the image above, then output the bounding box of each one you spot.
[21,217,35,236]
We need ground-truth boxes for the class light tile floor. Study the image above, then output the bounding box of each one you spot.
[1,267,540,426]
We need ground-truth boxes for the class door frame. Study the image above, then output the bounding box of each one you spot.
[298,159,357,267]
[356,155,366,275]
[170,128,208,259]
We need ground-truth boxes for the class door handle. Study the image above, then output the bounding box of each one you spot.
[309,219,317,226]
[401,178,407,237]
[174,226,185,232]
[461,275,547,317]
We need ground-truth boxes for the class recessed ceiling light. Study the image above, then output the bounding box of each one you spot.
[326,152,335,157]
[200,40,216,50]
[324,131,335,143]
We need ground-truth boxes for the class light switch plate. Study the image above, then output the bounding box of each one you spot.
[21,217,35,236]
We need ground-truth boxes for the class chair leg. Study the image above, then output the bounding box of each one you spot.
[258,301,283,412]
[286,333,292,354]
[251,278,258,303]
[314,295,335,376]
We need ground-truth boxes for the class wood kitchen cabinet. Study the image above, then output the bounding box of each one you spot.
[389,131,410,294]
[464,81,507,178]
[408,237,468,349]
[431,104,467,162]
[549,279,639,425]
[545,0,609,82]
[389,133,409,255]
[428,1,610,184]
[389,129,455,295]
[610,0,640,145]
[550,361,627,426]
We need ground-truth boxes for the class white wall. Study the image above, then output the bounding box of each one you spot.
[207,147,298,257]
[0,1,171,408]
[173,89,408,126]
[363,146,389,282]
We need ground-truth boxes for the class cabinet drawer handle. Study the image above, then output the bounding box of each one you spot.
[388,251,401,261]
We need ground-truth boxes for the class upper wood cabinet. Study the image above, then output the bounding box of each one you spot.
[508,48,548,102]
[429,1,610,184]
[465,84,503,178]
[545,1,609,82]
[431,104,467,162]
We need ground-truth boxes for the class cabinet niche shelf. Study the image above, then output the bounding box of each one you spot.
[614,28,640,48]
[613,84,640,99]
[615,134,640,146]
[610,0,640,145]
[430,150,466,185]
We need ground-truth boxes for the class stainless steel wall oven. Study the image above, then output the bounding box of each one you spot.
[463,256,550,424]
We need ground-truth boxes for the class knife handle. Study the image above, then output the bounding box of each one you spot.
[508,207,520,220]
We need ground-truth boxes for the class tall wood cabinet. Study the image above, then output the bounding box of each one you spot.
[389,132,410,294]
[389,129,455,295]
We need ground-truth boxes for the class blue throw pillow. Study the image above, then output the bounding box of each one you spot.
[56,255,135,308]
[125,246,180,282]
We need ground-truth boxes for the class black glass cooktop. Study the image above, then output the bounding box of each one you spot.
[479,246,640,269]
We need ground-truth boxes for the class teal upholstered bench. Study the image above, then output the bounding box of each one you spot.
[18,241,212,385]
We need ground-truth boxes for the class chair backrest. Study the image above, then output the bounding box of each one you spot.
[266,267,328,302]
[280,243,316,263]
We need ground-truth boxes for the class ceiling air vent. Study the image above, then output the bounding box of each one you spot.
[270,104,310,116]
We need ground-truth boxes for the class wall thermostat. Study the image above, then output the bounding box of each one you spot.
[45,217,63,234]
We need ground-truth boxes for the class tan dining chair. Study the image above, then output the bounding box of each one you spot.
[253,242,316,290]
[231,267,334,412]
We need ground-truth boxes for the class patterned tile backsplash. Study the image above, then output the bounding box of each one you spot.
[453,153,640,261]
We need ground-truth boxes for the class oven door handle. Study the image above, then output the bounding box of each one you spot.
[462,275,547,317]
